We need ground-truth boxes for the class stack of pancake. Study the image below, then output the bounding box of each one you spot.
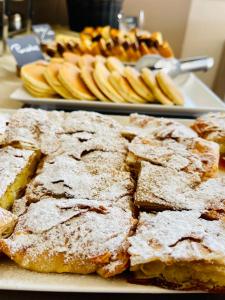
[44,26,174,61]
[21,54,184,106]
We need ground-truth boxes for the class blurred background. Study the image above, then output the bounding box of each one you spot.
[1,0,225,98]
[29,0,225,99]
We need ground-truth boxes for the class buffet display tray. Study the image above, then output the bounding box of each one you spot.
[10,73,225,117]
[0,109,223,293]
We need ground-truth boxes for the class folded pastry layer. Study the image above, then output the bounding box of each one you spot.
[1,198,136,277]
[128,210,225,290]
[127,136,219,179]
[0,146,41,210]
[0,207,17,238]
[2,108,65,151]
[135,161,225,216]
[47,131,128,159]
[192,112,225,156]
[121,113,198,141]
[135,161,201,211]
[25,155,134,210]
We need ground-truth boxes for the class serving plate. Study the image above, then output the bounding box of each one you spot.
[10,73,225,117]
[0,109,223,293]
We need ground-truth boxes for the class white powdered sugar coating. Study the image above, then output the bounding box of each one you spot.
[187,177,225,213]
[4,198,134,265]
[122,113,197,140]
[0,146,35,198]
[135,161,202,210]
[135,161,225,214]
[128,210,225,266]
[3,108,65,150]
[26,155,134,210]
[0,113,9,140]
[128,137,204,173]
[46,133,128,158]
[62,111,122,136]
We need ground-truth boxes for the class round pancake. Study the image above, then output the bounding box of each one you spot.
[50,58,65,64]
[93,62,126,103]
[141,68,173,105]
[123,67,154,101]
[58,62,96,100]
[80,66,110,102]
[63,52,80,65]
[106,57,124,73]
[21,61,55,95]
[77,54,96,69]
[155,71,184,105]
[109,71,146,104]
[23,83,56,98]
[44,62,73,99]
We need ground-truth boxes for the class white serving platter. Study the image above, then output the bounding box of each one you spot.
[10,73,225,117]
[0,109,223,294]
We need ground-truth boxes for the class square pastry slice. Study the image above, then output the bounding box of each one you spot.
[0,146,41,209]
[127,136,219,179]
[25,155,134,210]
[128,210,225,291]
[0,198,136,278]
[192,112,225,158]
[0,207,17,238]
[121,113,197,141]
[135,161,201,211]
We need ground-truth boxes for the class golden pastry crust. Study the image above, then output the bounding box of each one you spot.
[127,136,219,179]
[192,112,225,142]
[121,113,197,141]
[0,207,17,238]
[128,210,225,290]
[1,198,136,278]
[192,113,225,156]
[0,146,41,210]
[25,155,134,210]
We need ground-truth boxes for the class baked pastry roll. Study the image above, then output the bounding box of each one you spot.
[0,146,41,209]
[127,136,219,179]
[128,210,225,291]
[0,207,17,238]
[122,113,197,141]
[25,155,134,210]
[135,161,201,211]
[192,112,225,158]
[1,198,136,277]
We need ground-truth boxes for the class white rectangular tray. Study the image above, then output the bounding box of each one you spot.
[10,73,225,117]
[0,109,222,294]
